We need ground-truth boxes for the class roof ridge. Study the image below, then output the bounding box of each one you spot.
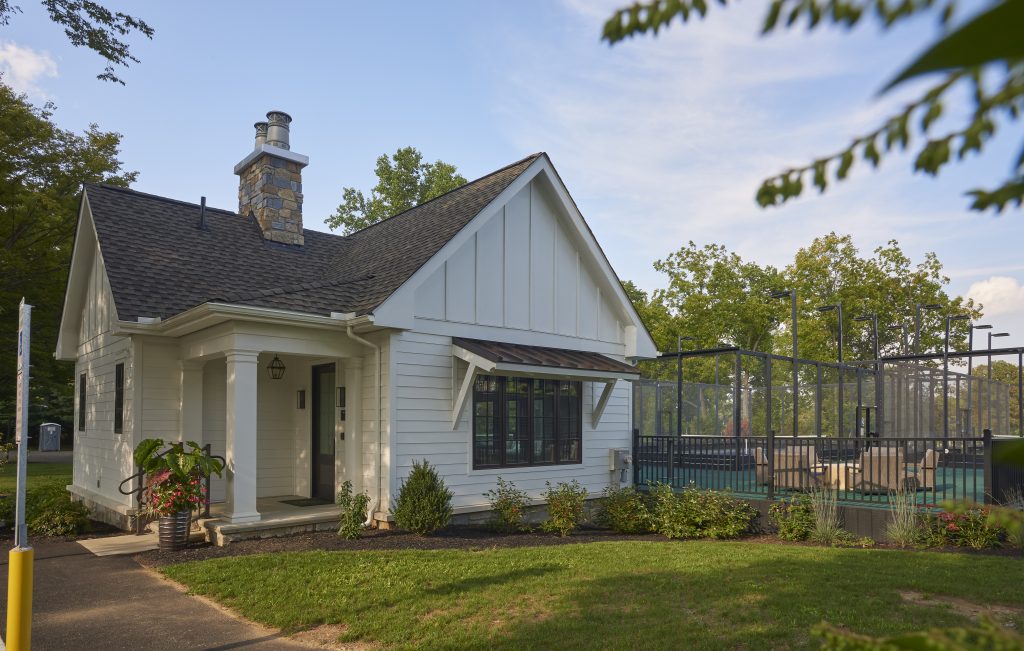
[346,152,545,239]
[84,183,239,216]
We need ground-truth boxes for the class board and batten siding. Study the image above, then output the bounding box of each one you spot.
[412,179,624,347]
[73,251,134,507]
[391,331,632,512]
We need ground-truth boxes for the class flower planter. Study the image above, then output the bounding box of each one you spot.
[158,510,191,551]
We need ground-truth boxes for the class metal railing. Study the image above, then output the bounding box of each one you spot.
[118,443,225,534]
[633,428,997,507]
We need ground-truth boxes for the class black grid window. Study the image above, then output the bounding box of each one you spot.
[78,373,86,431]
[114,363,124,433]
[473,375,582,469]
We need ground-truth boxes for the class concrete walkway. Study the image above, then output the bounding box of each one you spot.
[0,540,312,650]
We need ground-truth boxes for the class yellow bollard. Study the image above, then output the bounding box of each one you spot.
[6,546,34,651]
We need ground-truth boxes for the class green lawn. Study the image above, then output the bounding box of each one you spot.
[163,541,1024,650]
[0,462,72,493]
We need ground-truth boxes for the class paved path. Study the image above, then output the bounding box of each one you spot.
[0,540,312,650]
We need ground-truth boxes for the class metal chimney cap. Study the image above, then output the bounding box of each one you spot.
[266,110,292,124]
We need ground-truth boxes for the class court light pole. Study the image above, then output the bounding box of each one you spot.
[677,335,696,437]
[816,304,844,436]
[943,314,969,438]
[856,314,881,435]
[966,324,991,435]
[988,331,1009,430]
[914,303,942,355]
[770,290,799,437]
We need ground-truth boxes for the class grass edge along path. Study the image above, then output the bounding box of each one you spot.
[162,540,1024,651]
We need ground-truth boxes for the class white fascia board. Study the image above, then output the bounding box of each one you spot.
[114,303,375,338]
[55,194,99,360]
[491,363,638,382]
[371,156,547,330]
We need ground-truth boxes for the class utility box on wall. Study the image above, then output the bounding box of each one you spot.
[38,422,61,452]
[608,448,632,487]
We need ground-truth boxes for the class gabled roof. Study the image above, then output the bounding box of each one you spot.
[83,153,542,321]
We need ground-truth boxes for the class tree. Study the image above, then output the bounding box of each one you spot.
[326,147,467,234]
[630,234,979,364]
[0,0,153,84]
[602,0,1023,213]
[0,81,137,440]
[971,360,1021,434]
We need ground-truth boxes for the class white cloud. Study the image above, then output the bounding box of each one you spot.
[967,276,1024,317]
[0,41,57,97]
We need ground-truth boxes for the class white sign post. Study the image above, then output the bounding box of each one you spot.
[7,298,34,651]
[14,299,31,547]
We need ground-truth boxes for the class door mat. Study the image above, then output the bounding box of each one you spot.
[280,497,334,507]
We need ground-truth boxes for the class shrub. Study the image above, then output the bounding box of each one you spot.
[924,507,1003,550]
[597,485,654,534]
[885,485,922,548]
[769,494,815,541]
[336,481,370,539]
[391,460,453,535]
[541,480,587,537]
[484,477,531,533]
[25,483,91,537]
[651,483,756,540]
[998,488,1024,549]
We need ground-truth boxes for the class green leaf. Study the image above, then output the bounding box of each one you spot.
[836,150,855,179]
[882,0,1024,93]
[863,138,881,167]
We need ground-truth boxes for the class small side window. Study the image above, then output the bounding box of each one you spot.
[78,373,86,431]
[114,363,124,433]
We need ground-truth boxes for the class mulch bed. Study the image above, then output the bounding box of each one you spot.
[136,526,658,567]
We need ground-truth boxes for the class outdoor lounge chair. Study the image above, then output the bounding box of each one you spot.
[755,447,769,485]
[846,447,915,494]
[915,448,939,492]
[773,446,825,490]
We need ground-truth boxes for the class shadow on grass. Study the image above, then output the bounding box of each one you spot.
[436,544,1024,651]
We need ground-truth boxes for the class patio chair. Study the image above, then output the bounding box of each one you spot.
[846,447,914,494]
[915,448,939,492]
[773,446,825,490]
[755,447,768,485]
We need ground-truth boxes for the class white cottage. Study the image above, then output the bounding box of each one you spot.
[56,111,656,541]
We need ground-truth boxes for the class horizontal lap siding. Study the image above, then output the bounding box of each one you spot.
[392,331,632,511]
[74,253,133,506]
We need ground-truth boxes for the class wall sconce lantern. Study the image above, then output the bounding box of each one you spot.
[268,355,286,380]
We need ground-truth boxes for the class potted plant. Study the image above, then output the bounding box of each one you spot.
[133,438,224,551]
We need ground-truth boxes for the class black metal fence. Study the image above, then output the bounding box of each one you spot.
[632,429,1016,507]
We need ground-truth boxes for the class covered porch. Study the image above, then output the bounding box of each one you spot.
[171,318,383,529]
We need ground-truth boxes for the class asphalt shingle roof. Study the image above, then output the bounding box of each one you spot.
[85,153,541,321]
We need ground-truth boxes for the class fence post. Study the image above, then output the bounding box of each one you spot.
[733,351,742,439]
[983,428,993,504]
[766,429,776,501]
[668,438,675,487]
[632,428,639,487]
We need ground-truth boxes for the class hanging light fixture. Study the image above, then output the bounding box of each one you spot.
[268,355,286,380]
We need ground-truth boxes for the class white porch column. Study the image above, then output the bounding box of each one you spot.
[180,360,203,442]
[343,357,363,494]
[225,350,260,523]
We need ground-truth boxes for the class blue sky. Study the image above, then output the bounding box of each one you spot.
[4,0,1023,352]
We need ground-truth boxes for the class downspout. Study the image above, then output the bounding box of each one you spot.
[345,325,382,526]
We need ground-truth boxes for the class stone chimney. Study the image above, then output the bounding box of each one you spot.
[233,110,308,245]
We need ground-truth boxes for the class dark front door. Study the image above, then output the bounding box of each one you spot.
[312,364,336,501]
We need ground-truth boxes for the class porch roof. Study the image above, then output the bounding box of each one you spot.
[452,337,639,381]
